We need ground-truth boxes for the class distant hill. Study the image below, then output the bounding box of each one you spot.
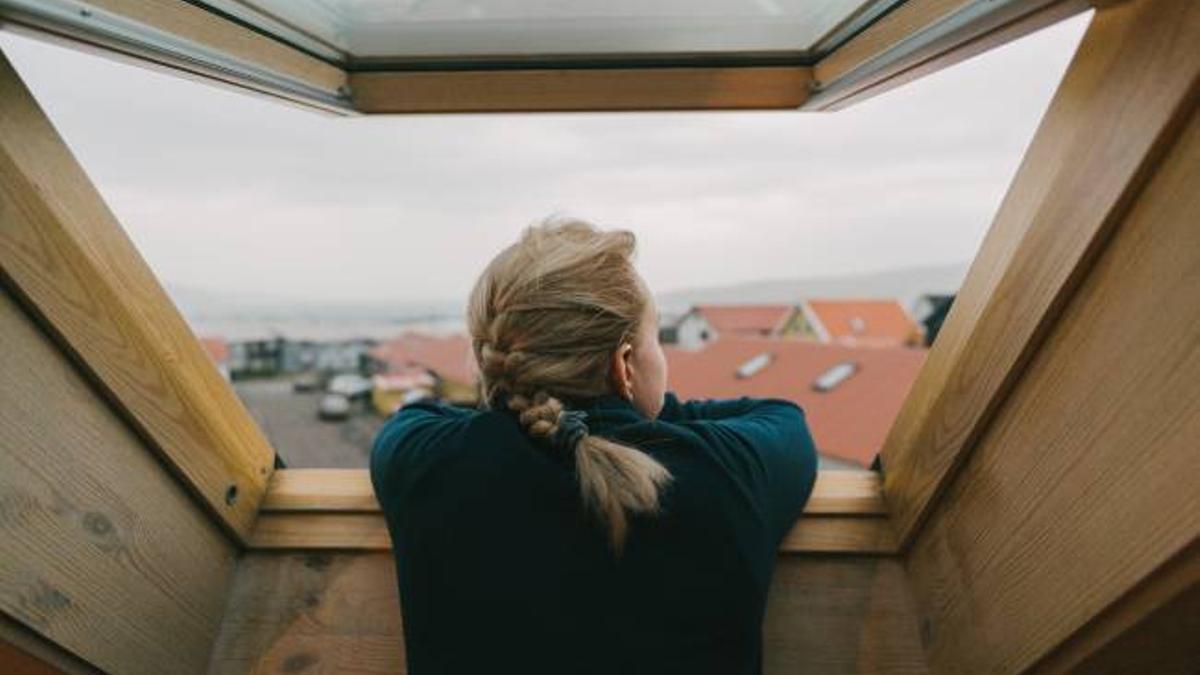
[166,284,461,323]
[655,263,970,315]
[166,284,465,341]
[167,262,969,340]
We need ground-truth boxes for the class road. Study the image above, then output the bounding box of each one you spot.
[233,378,385,468]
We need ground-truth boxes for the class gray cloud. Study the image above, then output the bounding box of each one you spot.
[0,14,1089,305]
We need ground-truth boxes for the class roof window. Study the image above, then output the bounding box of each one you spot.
[812,361,858,392]
[735,352,773,379]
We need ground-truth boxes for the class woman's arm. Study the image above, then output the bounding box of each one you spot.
[369,400,472,514]
[656,391,767,422]
[666,395,819,548]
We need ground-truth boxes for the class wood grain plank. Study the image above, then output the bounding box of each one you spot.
[209,553,405,675]
[808,470,888,515]
[254,467,893,553]
[764,557,928,674]
[780,516,898,555]
[350,67,811,114]
[905,92,1200,672]
[260,469,380,513]
[0,290,238,675]
[249,513,391,550]
[878,0,1200,548]
[260,468,887,515]
[248,511,896,554]
[1030,539,1200,674]
[0,50,277,542]
[210,552,926,674]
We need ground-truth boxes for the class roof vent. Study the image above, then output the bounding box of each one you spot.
[849,317,866,334]
[812,361,858,392]
[736,352,773,379]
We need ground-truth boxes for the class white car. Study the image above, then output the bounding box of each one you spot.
[317,393,351,421]
[326,373,372,399]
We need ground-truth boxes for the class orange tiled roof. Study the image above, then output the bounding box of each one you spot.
[370,332,477,385]
[199,336,228,365]
[373,367,437,392]
[665,336,925,467]
[694,304,794,336]
[806,299,922,346]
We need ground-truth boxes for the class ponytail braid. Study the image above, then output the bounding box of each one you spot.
[505,389,671,556]
[468,218,672,557]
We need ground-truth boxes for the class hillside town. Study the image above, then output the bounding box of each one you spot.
[199,296,951,470]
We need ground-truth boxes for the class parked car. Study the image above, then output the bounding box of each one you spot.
[326,373,372,400]
[317,393,351,421]
[292,371,323,393]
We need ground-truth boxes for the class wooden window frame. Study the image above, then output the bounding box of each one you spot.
[0,0,1131,553]
[878,0,1200,550]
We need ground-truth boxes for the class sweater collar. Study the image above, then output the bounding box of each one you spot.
[569,393,647,434]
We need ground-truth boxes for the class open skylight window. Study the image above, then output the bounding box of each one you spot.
[0,10,1090,471]
[812,361,858,392]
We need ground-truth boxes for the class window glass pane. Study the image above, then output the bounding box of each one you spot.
[200,0,886,61]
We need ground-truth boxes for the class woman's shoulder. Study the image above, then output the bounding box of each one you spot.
[369,400,502,499]
[372,399,508,453]
[645,393,818,546]
[376,398,473,440]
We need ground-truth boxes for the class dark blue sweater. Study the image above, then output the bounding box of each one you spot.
[370,391,818,675]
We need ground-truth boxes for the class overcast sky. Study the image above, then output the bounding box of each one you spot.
[1,15,1089,306]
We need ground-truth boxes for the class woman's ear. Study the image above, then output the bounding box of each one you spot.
[610,342,635,400]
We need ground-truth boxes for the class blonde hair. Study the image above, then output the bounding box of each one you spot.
[467,218,672,556]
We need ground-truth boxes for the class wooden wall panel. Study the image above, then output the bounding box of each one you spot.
[208,553,406,675]
[0,49,276,542]
[879,0,1200,547]
[763,557,927,674]
[0,290,239,675]
[209,552,927,674]
[904,104,1200,672]
[1031,540,1200,674]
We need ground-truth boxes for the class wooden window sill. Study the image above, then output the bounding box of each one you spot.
[248,469,897,555]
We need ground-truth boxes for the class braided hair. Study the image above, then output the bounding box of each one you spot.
[468,218,672,556]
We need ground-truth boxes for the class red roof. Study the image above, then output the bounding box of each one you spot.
[806,300,922,347]
[664,336,925,467]
[373,368,437,392]
[370,332,477,385]
[199,336,228,365]
[694,304,794,336]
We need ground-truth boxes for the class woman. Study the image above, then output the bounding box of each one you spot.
[370,219,818,675]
